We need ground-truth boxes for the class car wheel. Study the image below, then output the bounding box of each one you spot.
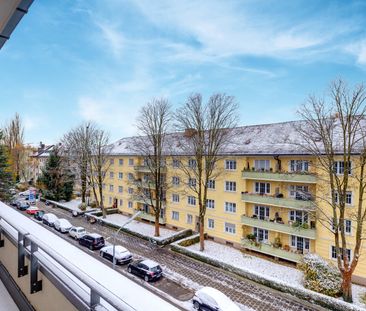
[127,267,132,273]
[144,275,149,282]
[100,251,104,257]
[193,301,200,310]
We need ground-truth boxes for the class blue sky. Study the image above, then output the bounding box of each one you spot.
[1,0,366,145]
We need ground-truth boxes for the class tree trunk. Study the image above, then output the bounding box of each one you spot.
[199,216,205,251]
[342,271,353,303]
[154,213,160,237]
[81,176,86,203]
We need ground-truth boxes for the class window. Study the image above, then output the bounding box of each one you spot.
[128,173,134,180]
[119,159,124,165]
[289,210,308,224]
[102,183,106,190]
[109,197,112,204]
[225,181,236,192]
[207,179,216,189]
[255,182,270,194]
[118,172,123,179]
[109,171,114,179]
[224,222,236,234]
[172,211,179,220]
[289,185,309,200]
[172,176,180,186]
[290,160,309,172]
[188,196,196,206]
[188,159,197,169]
[331,219,352,234]
[331,246,351,262]
[119,199,123,206]
[173,159,180,168]
[333,161,352,175]
[128,201,133,208]
[225,202,236,213]
[128,188,133,194]
[172,194,180,203]
[291,236,310,253]
[110,159,114,165]
[253,227,268,242]
[225,160,237,170]
[208,219,215,229]
[254,206,270,220]
[187,214,193,224]
[109,185,114,192]
[254,160,270,171]
[189,178,197,188]
[128,158,134,166]
[206,199,215,209]
[118,186,123,193]
[333,191,352,205]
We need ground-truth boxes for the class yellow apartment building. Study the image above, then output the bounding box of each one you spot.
[100,121,366,285]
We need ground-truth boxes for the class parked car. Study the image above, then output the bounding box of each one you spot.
[34,210,45,221]
[192,287,241,311]
[42,213,58,227]
[19,190,30,197]
[100,245,132,265]
[54,219,73,233]
[78,233,105,250]
[26,206,39,215]
[10,198,18,206]
[17,201,30,211]
[127,259,163,282]
[69,226,86,240]
[9,188,16,195]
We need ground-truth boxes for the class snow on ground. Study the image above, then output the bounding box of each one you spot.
[187,240,366,309]
[99,213,181,240]
[50,199,97,213]
[0,279,19,311]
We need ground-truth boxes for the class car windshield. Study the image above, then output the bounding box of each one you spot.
[149,266,161,272]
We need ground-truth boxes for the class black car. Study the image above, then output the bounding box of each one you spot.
[79,233,105,250]
[34,210,45,221]
[127,259,163,282]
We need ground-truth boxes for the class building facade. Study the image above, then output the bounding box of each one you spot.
[98,121,366,284]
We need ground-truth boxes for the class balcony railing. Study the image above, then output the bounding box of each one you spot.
[134,165,167,173]
[135,180,156,189]
[241,215,316,239]
[135,198,166,208]
[138,211,166,224]
[241,238,304,263]
[242,193,315,211]
[242,170,317,183]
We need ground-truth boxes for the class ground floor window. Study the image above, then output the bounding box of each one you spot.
[172,211,179,220]
[224,222,236,234]
[331,246,351,262]
[187,214,193,224]
[291,236,310,253]
[253,227,268,242]
[208,218,215,229]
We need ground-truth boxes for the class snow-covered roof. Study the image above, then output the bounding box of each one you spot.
[89,233,103,238]
[197,287,240,311]
[142,259,160,268]
[109,119,366,156]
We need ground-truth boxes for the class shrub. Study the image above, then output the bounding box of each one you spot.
[299,253,342,297]
[78,203,87,211]
[90,201,97,208]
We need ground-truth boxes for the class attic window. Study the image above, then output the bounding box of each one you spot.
[244,139,251,145]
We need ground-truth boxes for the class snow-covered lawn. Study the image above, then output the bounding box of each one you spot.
[187,240,366,309]
[49,199,97,213]
[98,213,181,241]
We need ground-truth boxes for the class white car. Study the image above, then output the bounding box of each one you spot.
[100,245,132,265]
[54,219,73,233]
[19,190,30,197]
[69,226,86,239]
[42,213,58,227]
[193,287,241,311]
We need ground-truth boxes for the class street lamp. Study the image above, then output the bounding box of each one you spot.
[112,210,141,269]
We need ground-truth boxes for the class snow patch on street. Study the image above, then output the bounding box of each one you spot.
[49,199,97,213]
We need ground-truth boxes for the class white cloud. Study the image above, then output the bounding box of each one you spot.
[95,21,124,58]
[346,41,366,65]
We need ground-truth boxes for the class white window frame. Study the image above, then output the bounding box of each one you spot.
[208,218,215,229]
[254,160,270,171]
[224,222,236,234]
[254,182,270,194]
[253,227,269,243]
[172,194,180,203]
[289,160,309,172]
[186,214,193,224]
[172,211,179,221]
[225,181,236,192]
[225,160,237,170]
[207,179,216,190]
[118,186,123,193]
[225,202,236,213]
[128,158,134,166]
[188,196,196,206]
[206,199,215,209]
[119,159,123,166]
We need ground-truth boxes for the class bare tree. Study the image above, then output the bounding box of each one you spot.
[88,128,112,218]
[175,93,238,251]
[62,122,95,203]
[296,79,366,302]
[132,98,172,237]
[2,113,24,182]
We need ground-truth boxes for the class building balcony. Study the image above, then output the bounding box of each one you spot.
[134,165,167,173]
[241,193,315,211]
[138,211,166,225]
[135,180,156,189]
[241,215,316,239]
[242,170,316,184]
[135,198,166,208]
[241,238,304,263]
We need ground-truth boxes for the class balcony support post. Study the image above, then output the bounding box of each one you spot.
[30,241,42,293]
[18,232,29,277]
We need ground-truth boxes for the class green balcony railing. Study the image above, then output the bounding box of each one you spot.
[241,238,303,263]
[241,215,316,239]
[135,180,156,189]
[242,170,317,183]
[138,211,166,224]
[134,165,167,173]
[135,198,166,208]
[242,193,315,211]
